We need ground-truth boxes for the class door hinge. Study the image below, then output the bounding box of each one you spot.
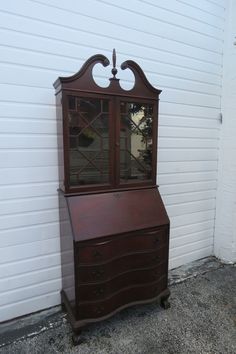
[219,112,223,124]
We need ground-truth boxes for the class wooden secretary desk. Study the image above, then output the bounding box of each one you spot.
[54,50,170,343]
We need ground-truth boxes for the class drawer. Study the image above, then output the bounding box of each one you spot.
[77,246,168,283]
[77,276,167,320]
[77,226,168,264]
[78,261,167,301]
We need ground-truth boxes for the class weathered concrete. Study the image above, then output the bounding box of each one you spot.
[0,257,235,354]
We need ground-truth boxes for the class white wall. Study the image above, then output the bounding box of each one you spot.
[0,0,226,322]
[214,0,236,263]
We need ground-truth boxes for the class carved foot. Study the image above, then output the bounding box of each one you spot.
[61,302,66,312]
[160,291,170,310]
[72,331,82,346]
[161,298,170,309]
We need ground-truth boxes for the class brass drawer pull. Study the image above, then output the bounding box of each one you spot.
[94,287,105,296]
[152,254,160,262]
[92,250,103,259]
[92,269,105,279]
[95,306,104,315]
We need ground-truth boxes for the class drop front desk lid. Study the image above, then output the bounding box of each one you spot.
[66,188,169,242]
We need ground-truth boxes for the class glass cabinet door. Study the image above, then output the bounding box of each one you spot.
[119,101,154,184]
[67,96,111,187]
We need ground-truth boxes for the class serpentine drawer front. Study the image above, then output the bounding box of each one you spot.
[78,261,168,302]
[77,247,168,283]
[74,227,169,321]
[77,227,168,265]
[77,276,167,320]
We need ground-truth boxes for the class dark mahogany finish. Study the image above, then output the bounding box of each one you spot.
[67,188,168,241]
[54,50,170,340]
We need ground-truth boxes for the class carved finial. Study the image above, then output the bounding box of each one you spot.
[111,48,118,78]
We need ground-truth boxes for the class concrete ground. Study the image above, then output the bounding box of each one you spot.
[0,257,235,354]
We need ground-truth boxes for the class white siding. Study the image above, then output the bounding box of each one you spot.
[0,0,226,322]
[214,0,236,263]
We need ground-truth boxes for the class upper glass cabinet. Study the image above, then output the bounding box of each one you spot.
[54,50,161,194]
[120,101,154,184]
[67,96,110,187]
